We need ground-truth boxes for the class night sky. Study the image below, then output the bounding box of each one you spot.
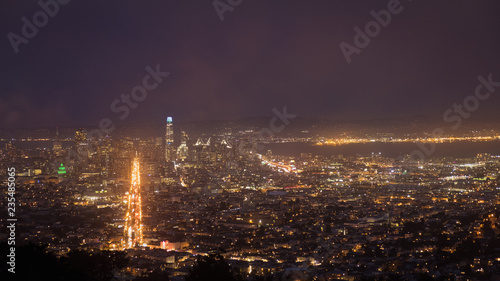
[1,0,500,128]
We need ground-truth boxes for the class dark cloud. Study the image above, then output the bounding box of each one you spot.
[1,0,500,128]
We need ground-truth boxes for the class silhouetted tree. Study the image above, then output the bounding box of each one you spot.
[134,269,171,281]
[0,242,128,281]
[0,243,63,281]
[62,249,129,281]
[186,254,243,281]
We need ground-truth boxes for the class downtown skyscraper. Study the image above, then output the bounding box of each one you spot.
[165,117,174,162]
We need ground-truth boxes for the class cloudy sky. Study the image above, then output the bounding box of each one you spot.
[1,0,500,128]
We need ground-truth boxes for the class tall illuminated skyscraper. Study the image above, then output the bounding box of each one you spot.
[165,117,174,162]
[124,155,143,248]
[177,130,189,161]
[75,128,87,143]
[53,126,62,157]
[75,128,89,159]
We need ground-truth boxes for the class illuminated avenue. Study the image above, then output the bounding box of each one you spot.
[124,155,143,249]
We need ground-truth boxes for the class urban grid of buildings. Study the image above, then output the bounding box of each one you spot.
[1,117,500,280]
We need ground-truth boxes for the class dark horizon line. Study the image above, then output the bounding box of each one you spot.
[3,114,500,131]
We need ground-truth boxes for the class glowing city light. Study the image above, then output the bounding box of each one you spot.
[124,155,142,248]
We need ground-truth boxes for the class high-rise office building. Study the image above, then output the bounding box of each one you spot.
[177,130,189,161]
[75,128,89,159]
[53,126,62,157]
[75,128,87,143]
[165,117,174,162]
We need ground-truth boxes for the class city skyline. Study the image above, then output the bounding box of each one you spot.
[2,1,500,280]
